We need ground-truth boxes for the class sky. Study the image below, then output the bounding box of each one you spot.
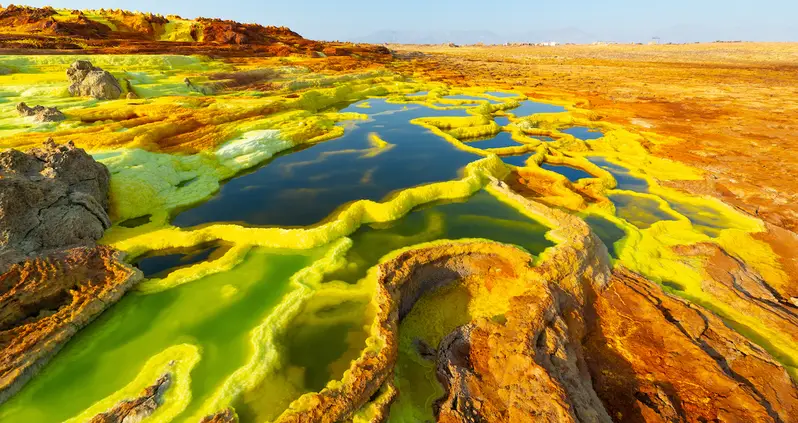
[14,0,798,43]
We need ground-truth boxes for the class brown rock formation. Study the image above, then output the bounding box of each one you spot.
[88,373,171,423]
[66,60,122,100]
[0,245,142,404]
[0,5,393,60]
[0,139,111,269]
[584,268,798,423]
[16,102,66,123]
[195,17,301,45]
[200,408,238,423]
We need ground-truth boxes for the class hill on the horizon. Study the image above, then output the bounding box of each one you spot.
[0,5,391,57]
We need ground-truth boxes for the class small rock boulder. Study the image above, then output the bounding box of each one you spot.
[16,102,66,122]
[0,139,111,268]
[66,60,122,100]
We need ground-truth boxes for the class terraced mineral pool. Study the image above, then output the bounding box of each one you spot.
[563,126,604,140]
[507,100,566,116]
[321,190,555,286]
[172,98,480,228]
[237,190,554,422]
[464,131,523,149]
[312,190,552,423]
[609,193,678,229]
[665,199,740,238]
[588,156,650,192]
[484,91,520,98]
[582,214,627,258]
[501,153,533,167]
[0,248,319,423]
[443,94,499,104]
[135,242,230,278]
[494,116,510,126]
[541,163,593,182]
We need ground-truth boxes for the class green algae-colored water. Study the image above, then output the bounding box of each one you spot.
[666,200,735,237]
[583,214,627,258]
[0,249,315,423]
[235,190,554,422]
[609,193,678,229]
[323,190,554,286]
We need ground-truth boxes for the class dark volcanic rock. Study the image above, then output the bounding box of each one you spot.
[0,139,111,269]
[16,102,65,122]
[66,60,122,100]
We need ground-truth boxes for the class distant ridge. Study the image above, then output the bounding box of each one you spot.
[0,5,391,57]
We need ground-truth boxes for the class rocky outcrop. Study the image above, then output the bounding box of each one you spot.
[66,60,122,100]
[0,245,142,404]
[200,408,238,423]
[584,268,798,423]
[89,373,171,423]
[16,102,65,123]
[0,139,111,269]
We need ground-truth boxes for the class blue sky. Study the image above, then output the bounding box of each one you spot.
[15,0,798,42]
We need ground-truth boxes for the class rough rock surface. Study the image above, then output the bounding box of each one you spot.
[0,245,142,404]
[88,373,171,423]
[0,139,111,269]
[66,60,122,100]
[16,102,65,123]
[585,268,798,423]
[200,408,238,423]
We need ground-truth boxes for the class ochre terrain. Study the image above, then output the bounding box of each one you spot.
[392,43,798,231]
[0,246,141,403]
[0,5,391,59]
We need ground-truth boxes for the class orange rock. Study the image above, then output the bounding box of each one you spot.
[0,246,142,403]
[584,269,798,423]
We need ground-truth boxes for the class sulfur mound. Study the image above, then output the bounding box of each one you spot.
[0,139,111,269]
[16,103,66,123]
[0,245,142,404]
[66,60,122,100]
